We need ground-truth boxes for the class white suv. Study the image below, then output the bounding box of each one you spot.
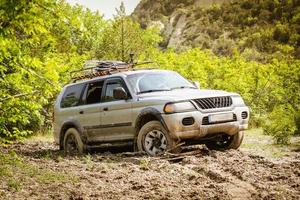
[53,63,249,156]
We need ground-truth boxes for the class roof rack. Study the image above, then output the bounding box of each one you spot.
[70,60,132,82]
[70,60,153,82]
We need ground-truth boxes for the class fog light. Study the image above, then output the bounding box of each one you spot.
[182,117,195,126]
[241,111,248,119]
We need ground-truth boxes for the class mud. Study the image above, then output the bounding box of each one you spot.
[0,141,299,200]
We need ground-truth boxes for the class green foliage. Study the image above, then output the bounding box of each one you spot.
[273,23,290,43]
[263,105,296,144]
[96,2,161,62]
[0,0,105,142]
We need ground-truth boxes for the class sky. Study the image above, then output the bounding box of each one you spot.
[66,0,141,19]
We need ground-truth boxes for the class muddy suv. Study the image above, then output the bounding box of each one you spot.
[53,62,249,156]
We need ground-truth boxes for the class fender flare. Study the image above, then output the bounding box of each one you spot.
[134,107,169,135]
[59,120,87,149]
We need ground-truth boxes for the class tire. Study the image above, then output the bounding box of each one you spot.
[137,121,177,156]
[63,128,86,154]
[205,131,244,151]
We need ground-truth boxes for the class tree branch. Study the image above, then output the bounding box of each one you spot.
[0,90,39,102]
[16,61,56,87]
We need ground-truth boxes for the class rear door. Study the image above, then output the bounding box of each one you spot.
[57,83,86,141]
[98,77,134,142]
[75,80,104,142]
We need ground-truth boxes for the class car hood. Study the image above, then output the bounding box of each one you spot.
[137,89,238,102]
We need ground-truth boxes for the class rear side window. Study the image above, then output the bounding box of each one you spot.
[60,84,85,108]
[85,81,104,104]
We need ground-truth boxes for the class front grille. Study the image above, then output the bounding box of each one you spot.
[241,111,248,119]
[202,114,237,125]
[182,117,195,126]
[193,96,232,110]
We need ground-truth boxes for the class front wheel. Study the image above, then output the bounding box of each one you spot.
[205,131,244,150]
[137,121,177,156]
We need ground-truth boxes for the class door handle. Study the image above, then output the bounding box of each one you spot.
[103,107,108,111]
[79,111,84,114]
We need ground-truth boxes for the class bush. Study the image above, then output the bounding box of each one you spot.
[273,23,290,43]
[263,105,296,144]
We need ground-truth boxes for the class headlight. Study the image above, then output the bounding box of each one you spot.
[164,101,196,114]
[232,96,245,106]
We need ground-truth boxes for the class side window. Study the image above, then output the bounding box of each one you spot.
[85,81,104,105]
[60,84,85,108]
[103,80,123,102]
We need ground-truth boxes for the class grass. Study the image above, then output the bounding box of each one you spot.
[0,150,78,193]
[84,154,94,170]
[25,130,53,142]
[241,128,300,158]
[139,158,150,170]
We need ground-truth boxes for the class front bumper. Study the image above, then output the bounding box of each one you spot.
[161,106,249,140]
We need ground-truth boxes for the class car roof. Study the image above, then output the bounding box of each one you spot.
[64,69,173,88]
[121,69,172,75]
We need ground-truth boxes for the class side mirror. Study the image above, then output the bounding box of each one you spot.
[192,81,200,89]
[113,87,128,100]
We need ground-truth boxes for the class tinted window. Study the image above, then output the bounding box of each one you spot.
[60,84,85,108]
[103,80,123,102]
[85,81,104,104]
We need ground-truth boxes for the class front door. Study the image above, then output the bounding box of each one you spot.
[98,78,134,142]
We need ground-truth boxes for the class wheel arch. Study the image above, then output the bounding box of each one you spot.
[134,107,169,137]
[59,120,86,150]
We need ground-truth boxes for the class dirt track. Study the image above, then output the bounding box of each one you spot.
[1,141,300,200]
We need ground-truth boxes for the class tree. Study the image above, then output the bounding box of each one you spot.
[0,0,106,142]
[96,2,162,62]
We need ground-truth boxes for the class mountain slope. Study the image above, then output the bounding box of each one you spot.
[132,0,300,60]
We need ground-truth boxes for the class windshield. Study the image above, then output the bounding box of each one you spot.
[127,71,196,94]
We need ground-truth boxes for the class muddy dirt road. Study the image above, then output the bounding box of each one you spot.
[0,141,299,200]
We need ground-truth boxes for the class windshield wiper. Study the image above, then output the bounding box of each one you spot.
[137,89,171,94]
[171,86,197,90]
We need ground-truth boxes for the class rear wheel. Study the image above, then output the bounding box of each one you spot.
[205,131,244,150]
[63,128,86,154]
[137,121,177,156]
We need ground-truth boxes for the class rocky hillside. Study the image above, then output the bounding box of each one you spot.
[132,0,300,60]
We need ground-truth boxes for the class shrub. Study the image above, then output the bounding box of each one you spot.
[273,23,290,43]
[263,105,296,144]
